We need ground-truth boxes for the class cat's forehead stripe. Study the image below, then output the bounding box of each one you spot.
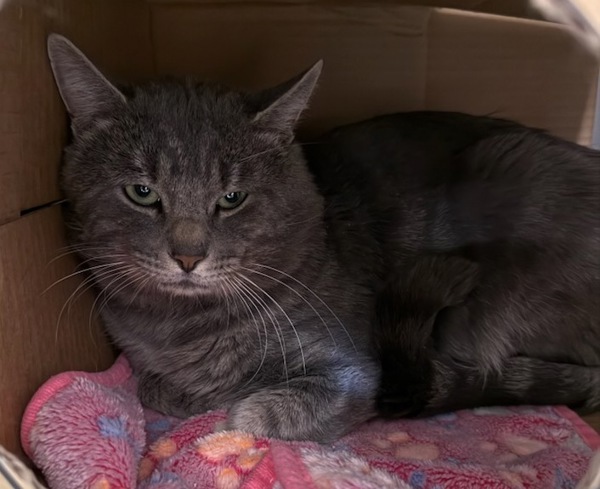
[131,149,147,171]
[158,151,172,181]
[167,133,185,156]
[93,118,115,132]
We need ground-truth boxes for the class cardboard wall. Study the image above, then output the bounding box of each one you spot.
[0,0,153,457]
[152,4,433,137]
[150,2,598,142]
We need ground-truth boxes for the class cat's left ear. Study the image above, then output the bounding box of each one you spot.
[253,60,323,136]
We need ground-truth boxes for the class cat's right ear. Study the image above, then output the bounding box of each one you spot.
[47,34,126,125]
[252,61,322,138]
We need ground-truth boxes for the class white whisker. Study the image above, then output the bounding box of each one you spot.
[241,265,338,349]
[225,276,272,388]
[237,272,306,376]
[224,275,262,351]
[91,267,146,339]
[46,245,122,267]
[66,263,134,318]
[254,263,357,352]
[53,263,132,345]
[43,261,128,294]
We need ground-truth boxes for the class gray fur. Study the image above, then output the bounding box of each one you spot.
[316,114,600,417]
[48,34,374,442]
[48,34,600,441]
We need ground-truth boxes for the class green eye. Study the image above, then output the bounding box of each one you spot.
[217,191,248,210]
[125,185,161,206]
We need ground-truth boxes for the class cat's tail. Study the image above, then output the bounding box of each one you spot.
[425,355,600,415]
[379,354,600,418]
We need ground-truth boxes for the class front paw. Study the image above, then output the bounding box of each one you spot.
[138,372,194,418]
[227,385,373,443]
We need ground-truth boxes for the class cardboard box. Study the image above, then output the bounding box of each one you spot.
[0,0,597,459]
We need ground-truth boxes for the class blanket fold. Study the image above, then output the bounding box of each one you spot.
[21,355,599,489]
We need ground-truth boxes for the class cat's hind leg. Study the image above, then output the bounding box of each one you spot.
[375,254,480,417]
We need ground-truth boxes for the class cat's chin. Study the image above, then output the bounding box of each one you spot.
[157,278,225,299]
[157,284,212,298]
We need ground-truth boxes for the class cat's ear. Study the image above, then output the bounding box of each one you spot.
[47,34,126,124]
[253,60,322,136]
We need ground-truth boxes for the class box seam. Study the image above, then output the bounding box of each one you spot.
[593,68,600,149]
[149,3,159,76]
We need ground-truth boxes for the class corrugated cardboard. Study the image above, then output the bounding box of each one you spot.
[0,206,114,457]
[0,0,598,459]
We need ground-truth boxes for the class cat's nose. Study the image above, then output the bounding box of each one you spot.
[172,254,204,273]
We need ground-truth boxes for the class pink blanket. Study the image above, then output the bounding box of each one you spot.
[21,355,599,489]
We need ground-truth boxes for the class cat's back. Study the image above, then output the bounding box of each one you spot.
[438,119,600,253]
[303,111,599,259]
[303,111,518,191]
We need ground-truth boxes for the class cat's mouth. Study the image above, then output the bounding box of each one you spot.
[157,268,238,297]
[164,281,217,296]
[164,271,220,285]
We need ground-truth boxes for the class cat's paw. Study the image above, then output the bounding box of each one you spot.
[226,395,281,438]
[226,386,369,443]
[138,372,195,418]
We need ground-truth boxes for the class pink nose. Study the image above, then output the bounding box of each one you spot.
[172,254,204,273]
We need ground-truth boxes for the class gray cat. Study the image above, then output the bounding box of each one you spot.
[47,34,600,442]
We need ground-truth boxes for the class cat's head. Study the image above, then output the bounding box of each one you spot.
[47,34,324,300]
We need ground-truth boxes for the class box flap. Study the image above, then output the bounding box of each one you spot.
[426,9,598,143]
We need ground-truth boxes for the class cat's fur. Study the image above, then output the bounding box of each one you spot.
[47,34,600,442]
[304,113,600,417]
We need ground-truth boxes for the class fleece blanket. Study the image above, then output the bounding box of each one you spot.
[21,355,600,489]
